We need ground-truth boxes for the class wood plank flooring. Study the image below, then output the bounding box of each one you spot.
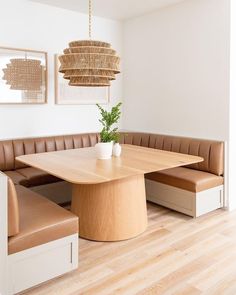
[23,202,236,295]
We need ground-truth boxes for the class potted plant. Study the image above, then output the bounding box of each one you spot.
[95,102,122,159]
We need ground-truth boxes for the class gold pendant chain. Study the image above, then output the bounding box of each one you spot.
[89,0,92,39]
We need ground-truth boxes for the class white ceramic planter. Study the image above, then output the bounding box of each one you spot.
[113,143,122,157]
[95,142,113,159]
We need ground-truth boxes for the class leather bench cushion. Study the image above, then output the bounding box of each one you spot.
[145,167,224,193]
[8,185,78,255]
[4,170,29,187]
[5,168,61,187]
[16,167,60,187]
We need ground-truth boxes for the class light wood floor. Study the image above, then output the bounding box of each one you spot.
[23,202,236,295]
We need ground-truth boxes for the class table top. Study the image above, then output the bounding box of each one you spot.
[16,144,203,184]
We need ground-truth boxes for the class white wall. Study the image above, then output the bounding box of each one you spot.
[0,0,123,139]
[123,0,230,141]
[228,0,236,210]
[123,0,234,209]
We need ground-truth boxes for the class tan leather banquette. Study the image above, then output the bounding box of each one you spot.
[7,176,78,255]
[1,132,224,194]
[119,133,224,193]
[120,133,224,217]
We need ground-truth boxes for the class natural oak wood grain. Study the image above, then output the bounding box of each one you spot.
[23,203,236,295]
[71,174,147,241]
[16,145,203,241]
[16,144,203,185]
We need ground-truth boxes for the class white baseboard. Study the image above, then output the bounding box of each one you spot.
[145,179,224,217]
[8,234,78,295]
[30,181,72,204]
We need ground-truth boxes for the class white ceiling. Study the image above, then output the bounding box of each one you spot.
[29,0,186,20]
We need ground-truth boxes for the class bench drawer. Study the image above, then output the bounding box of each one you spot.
[8,234,78,295]
[145,179,224,217]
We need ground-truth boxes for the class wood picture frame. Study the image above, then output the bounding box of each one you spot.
[54,54,110,105]
[0,47,47,104]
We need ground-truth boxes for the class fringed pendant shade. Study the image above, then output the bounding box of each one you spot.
[2,58,43,91]
[59,0,120,87]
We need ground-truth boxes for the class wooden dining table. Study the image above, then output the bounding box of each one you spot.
[16,144,203,242]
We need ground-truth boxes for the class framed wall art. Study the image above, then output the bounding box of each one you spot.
[0,47,47,104]
[54,54,110,105]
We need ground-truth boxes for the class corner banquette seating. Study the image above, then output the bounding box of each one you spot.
[0,132,224,218]
[0,132,224,294]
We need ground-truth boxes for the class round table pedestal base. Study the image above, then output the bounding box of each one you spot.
[71,174,148,241]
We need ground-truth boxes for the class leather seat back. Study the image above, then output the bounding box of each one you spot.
[0,133,99,172]
[0,132,224,176]
[7,177,20,237]
[119,132,224,176]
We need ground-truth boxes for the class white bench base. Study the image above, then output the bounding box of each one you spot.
[145,179,224,217]
[8,234,78,295]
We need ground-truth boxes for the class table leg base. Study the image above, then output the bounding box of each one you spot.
[71,174,148,241]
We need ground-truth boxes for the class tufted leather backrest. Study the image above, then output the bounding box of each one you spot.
[119,132,150,147]
[0,132,224,176]
[119,132,224,176]
[0,133,99,172]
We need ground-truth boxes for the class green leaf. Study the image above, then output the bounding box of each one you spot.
[97,102,122,143]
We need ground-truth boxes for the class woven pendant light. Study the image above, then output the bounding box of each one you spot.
[58,0,120,87]
[2,57,43,91]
